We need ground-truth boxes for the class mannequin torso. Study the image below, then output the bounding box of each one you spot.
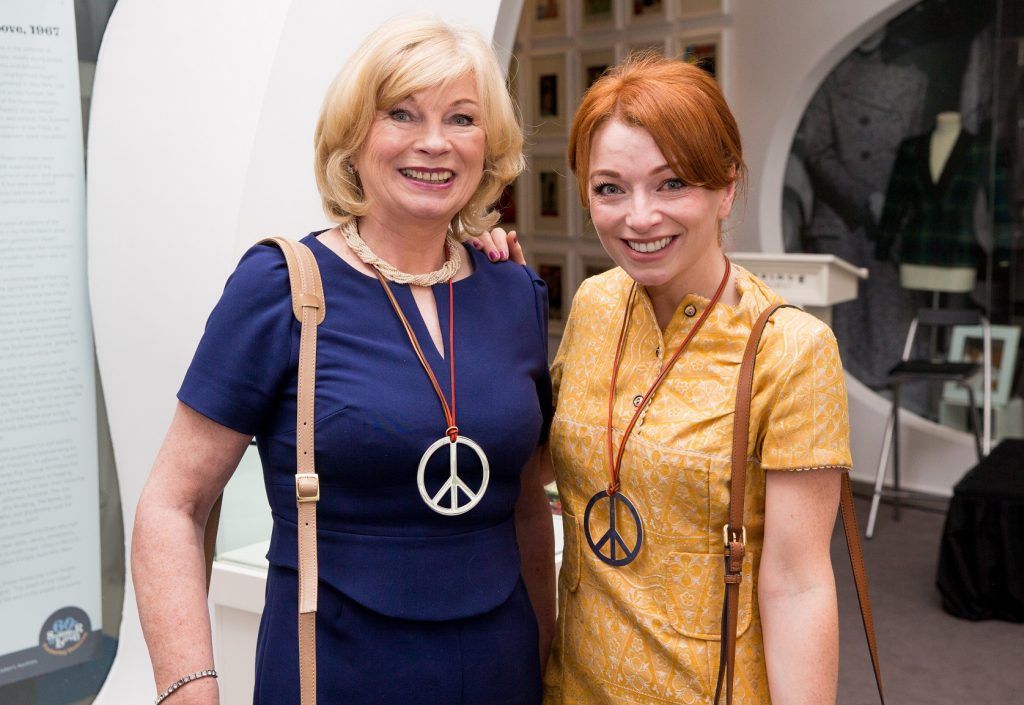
[900,111,976,293]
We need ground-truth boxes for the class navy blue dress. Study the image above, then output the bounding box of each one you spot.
[178,233,552,704]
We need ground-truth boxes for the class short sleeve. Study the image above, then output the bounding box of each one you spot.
[177,244,296,436]
[529,268,554,445]
[758,316,852,471]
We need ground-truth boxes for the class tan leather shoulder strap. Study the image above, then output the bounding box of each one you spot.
[715,303,884,705]
[259,236,327,326]
[203,237,324,705]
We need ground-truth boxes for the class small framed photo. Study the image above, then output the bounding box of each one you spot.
[530,53,568,137]
[529,0,568,36]
[532,250,569,324]
[678,33,720,79]
[531,156,569,234]
[943,325,1021,406]
[676,0,722,18]
[580,0,615,30]
[579,49,614,98]
[628,0,666,24]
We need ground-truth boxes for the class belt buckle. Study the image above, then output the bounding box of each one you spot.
[722,523,747,547]
[295,473,320,503]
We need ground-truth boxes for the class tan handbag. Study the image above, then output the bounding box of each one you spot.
[202,237,325,705]
[715,304,885,705]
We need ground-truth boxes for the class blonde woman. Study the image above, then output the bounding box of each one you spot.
[133,16,554,705]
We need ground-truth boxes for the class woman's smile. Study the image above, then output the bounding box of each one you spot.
[622,234,677,255]
[399,167,455,186]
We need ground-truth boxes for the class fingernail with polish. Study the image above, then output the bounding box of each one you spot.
[488,251,499,261]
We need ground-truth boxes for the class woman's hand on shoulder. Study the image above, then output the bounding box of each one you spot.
[468,227,526,265]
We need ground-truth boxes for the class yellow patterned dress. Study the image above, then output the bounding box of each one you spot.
[543,265,852,705]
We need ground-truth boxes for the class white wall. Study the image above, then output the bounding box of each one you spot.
[729,0,978,496]
[86,1,519,701]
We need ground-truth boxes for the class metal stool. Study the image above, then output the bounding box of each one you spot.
[866,308,992,538]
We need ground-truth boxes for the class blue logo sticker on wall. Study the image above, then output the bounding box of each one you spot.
[39,607,92,656]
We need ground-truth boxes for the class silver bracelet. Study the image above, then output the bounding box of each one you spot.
[154,669,218,704]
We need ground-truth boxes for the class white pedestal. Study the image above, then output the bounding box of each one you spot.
[729,252,868,326]
[209,543,270,705]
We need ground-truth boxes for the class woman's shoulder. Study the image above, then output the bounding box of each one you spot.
[471,247,549,306]
[216,236,308,314]
[231,238,292,281]
[569,266,629,316]
[736,265,839,355]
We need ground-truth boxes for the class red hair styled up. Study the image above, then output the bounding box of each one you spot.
[567,53,745,207]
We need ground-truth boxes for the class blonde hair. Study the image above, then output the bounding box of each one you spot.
[314,15,524,238]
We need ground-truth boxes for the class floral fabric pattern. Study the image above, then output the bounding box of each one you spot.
[544,265,852,704]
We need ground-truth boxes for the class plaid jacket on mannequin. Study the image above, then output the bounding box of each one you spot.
[874,129,1012,267]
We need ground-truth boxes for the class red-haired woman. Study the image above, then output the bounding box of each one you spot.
[481,54,850,705]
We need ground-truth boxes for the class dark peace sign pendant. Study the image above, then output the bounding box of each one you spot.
[583,490,644,567]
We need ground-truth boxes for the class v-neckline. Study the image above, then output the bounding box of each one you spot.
[395,283,450,363]
[306,233,487,378]
[924,129,969,197]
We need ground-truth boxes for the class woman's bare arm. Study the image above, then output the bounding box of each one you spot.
[759,468,842,705]
[515,444,556,670]
[132,402,251,704]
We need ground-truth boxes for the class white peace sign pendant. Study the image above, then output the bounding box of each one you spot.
[417,435,490,516]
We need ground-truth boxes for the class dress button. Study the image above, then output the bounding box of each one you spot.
[684,304,697,317]
[632,394,644,407]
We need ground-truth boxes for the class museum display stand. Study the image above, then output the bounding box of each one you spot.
[729,252,868,325]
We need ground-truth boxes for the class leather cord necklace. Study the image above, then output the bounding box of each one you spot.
[373,267,490,516]
[583,258,732,566]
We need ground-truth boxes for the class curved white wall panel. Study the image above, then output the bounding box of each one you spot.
[730,0,976,495]
[86,1,516,701]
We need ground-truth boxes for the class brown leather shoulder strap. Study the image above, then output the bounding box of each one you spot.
[203,237,324,705]
[715,303,884,705]
[840,473,885,703]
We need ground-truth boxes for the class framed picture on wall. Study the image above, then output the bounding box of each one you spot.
[532,249,569,324]
[943,325,1021,407]
[530,53,568,137]
[676,0,722,18]
[678,33,720,79]
[580,0,615,30]
[579,49,614,97]
[529,0,568,36]
[532,156,569,233]
[628,0,666,24]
